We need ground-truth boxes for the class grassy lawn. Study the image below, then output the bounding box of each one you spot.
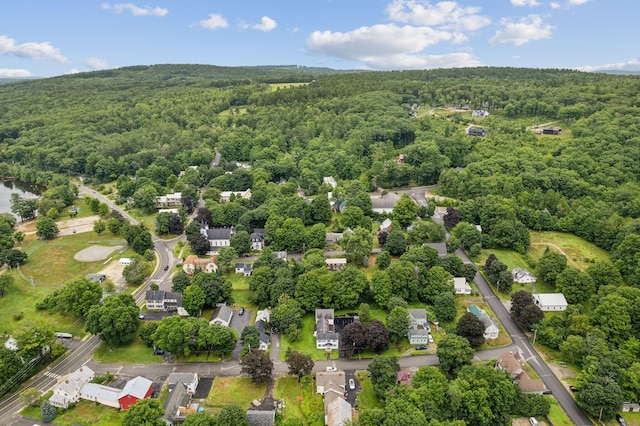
[21,232,124,285]
[204,377,266,410]
[458,300,513,348]
[280,314,339,361]
[274,376,324,426]
[21,392,125,426]
[529,231,609,271]
[545,396,573,426]
[475,248,531,272]
[92,335,162,364]
[355,371,382,410]
[602,412,640,425]
[0,270,88,337]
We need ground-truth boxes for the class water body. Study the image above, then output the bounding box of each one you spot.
[0,180,42,215]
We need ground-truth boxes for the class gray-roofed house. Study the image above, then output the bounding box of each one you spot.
[200,224,234,253]
[408,309,430,345]
[167,372,199,394]
[370,192,402,214]
[453,277,472,295]
[316,372,351,426]
[325,232,344,247]
[423,242,447,257]
[533,293,568,311]
[246,409,276,426]
[467,305,499,340]
[512,268,536,284]
[255,319,270,351]
[156,192,182,208]
[145,290,183,312]
[210,304,234,327]
[315,309,339,350]
[164,373,200,424]
[79,383,121,409]
[250,228,265,251]
[326,396,352,426]
[235,263,253,277]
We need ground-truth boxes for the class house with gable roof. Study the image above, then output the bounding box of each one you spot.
[496,348,545,394]
[407,309,430,345]
[250,228,265,251]
[49,366,95,408]
[453,277,472,295]
[316,371,351,426]
[145,290,182,312]
[512,268,536,284]
[467,304,499,340]
[182,255,217,275]
[533,293,568,311]
[200,224,234,253]
[210,304,234,327]
[156,192,182,208]
[315,309,339,350]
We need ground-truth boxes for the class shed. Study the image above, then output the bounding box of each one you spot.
[533,293,568,311]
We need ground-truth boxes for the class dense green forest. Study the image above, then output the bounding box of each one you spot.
[2,65,640,422]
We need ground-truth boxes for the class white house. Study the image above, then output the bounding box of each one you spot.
[453,277,472,295]
[533,293,568,311]
[370,192,402,214]
[201,225,234,253]
[182,255,217,275]
[49,367,95,408]
[156,192,182,208]
[512,268,537,284]
[255,319,270,351]
[250,228,265,251]
[467,305,499,340]
[315,309,339,350]
[79,383,121,408]
[326,258,347,271]
[145,290,182,312]
[323,176,338,189]
[219,189,252,203]
[235,263,253,277]
[407,309,430,345]
[380,218,392,232]
[210,304,234,327]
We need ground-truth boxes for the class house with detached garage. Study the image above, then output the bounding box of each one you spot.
[512,268,536,284]
[467,305,499,340]
[533,293,568,311]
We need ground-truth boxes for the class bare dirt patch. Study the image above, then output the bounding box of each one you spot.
[17,215,101,236]
[74,245,124,262]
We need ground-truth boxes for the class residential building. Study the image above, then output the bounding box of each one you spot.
[182,255,217,275]
[210,304,234,327]
[397,370,416,385]
[622,402,640,413]
[246,410,276,426]
[512,268,536,284]
[467,305,499,340]
[533,293,568,311]
[472,109,490,118]
[256,309,271,325]
[220,189,252,203]
[315,309,339,350]
[145,290,183,312]
[79,383,121,408]
[380,218,392,232]
[325,232,344,247]
[158,208,180,215]
[326,258,347,271]
[250,228,265,251]
[255,319,270,351]
[273,251,287,261]
[408,309,430,345]
[201,225,234,252]
[156,192,182,208]
[542,127,562,135]
[235,263,253,276]
[370,192,402,214]
[496,349,545,394]
[118,257,134,265]
[453,277,472,295]
[316,371,346,395]
[316,372,351,426]
[164,373,200,424]
[49,367,95,408]
[423,242,447,257]
[323,176,338,189]
[467,127,486,137]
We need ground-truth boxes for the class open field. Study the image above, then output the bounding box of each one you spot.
[92,335,163,364]
[528,230,609,271]
[20,232,128,286]
[0,270,88,337]
[274,376,324,425]
[204,377,266,410]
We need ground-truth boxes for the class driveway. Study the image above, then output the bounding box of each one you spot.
[228,308,251,361]
[344,370,359,406]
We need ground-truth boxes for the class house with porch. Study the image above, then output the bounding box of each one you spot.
[315,309,339,350]
[316,371,351,426]
[512,268,536,284]
[326,258,347,271]
[201,225,234,253]
[49,366,95,409]
[467,305,499,340]
[235,263,253,277]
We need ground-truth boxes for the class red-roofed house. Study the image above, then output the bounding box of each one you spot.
[397,370,415,385]
[118,376,154,409]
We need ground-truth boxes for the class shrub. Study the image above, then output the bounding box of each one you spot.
[41,400,57,423]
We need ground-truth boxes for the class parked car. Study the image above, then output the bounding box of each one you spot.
[416,345,427,350]
[164,265,169,271]
[428,335,434,344]
[326,366,337,372]
[138,313,144,319]
[617,414,627,426]
[349,379,355,390]
[153,348,165,355]
[239,307,245,315]
[542,389,552,395]
[529,417,539,426]
[569,385,578,392]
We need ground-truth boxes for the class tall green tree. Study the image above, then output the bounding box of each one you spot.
[393,194,418,229]
[436,334,474,376]
[122,398,164,426]
[86,294,139,350]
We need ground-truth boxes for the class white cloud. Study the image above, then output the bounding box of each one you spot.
[252,16,277,32]
[489,15,553,45]
[307,24,462,60]
[568,0,589,4]
[576,58,640,72]
[101,3,168,17]
[0,68,32,78]
[199,14,229,30]
[85,57,110,70]
[511,0,541,6]
[386,0,491,31]
[550,2,560,9]
[364,52,481,70]
[65,68,81,74]
[0,35,68,63]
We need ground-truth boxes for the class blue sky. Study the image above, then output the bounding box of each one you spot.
[1,0,638,78]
